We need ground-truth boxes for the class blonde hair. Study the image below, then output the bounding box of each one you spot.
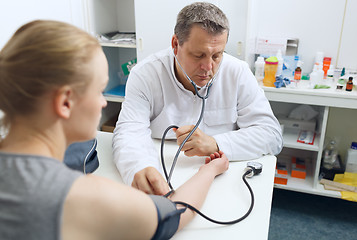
[0,20,101,130]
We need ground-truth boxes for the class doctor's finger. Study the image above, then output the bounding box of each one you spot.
[175,125,195,137]
[132,172,155,194]
[147,174,170,196]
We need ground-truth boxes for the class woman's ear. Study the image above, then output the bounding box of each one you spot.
[53,86,74,119]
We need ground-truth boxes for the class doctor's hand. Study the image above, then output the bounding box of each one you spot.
[131,167,170,195]
[174,125,219,157]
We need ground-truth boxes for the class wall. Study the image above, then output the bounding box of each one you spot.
[337,0,357,70]
[325,108,357,163]
[134,0,248,61]
[245,0,347,74]
[0,0,86,49]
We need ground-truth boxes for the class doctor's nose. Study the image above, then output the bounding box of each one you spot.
[200,58,214,72]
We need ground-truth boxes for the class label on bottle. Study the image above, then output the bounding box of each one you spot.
[294,71,301,80]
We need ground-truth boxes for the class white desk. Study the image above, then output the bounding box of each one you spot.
[94,131,277,240]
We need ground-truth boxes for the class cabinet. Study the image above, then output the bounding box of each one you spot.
[263,87,357,198]
[84,0,137,129]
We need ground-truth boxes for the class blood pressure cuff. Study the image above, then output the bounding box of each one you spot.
[149,195,186,240]
[64,138,99,173]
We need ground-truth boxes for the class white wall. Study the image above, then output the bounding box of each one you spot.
[0,0,85,49]
[134,0,248,61]
[337,0,357,70]
[245,0,346,74]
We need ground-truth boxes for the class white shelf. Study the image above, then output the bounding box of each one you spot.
[275,180,341,198]
[100,42,136,48]
[282,130,320,151]
[104,95,125,103]
[263,86,357,109]
[274,163,341,198]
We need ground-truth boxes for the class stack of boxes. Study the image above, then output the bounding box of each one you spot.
[274,161,288,185]
[274,157,307,185]
[291,157,306,179]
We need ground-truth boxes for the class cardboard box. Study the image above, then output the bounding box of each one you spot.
[274,161,288,185]
[291,157,306,179]
[101,114,118,133]
[278,117,316,132]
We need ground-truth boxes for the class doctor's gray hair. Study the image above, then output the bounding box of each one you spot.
[174,2,229,45]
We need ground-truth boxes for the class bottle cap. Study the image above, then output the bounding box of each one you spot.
[265,56,278,64]
[351,142,357,150]
[349,76,353,80]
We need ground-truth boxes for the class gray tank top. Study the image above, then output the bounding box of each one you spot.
[0,152,83,240]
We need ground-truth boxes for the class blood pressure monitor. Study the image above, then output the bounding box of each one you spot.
[245,162,263,178]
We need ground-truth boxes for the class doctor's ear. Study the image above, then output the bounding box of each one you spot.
[171,35,179,55]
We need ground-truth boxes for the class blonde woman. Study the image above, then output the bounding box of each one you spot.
[0,20,228,240]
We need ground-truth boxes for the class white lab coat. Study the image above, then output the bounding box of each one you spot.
[113,47,283,185]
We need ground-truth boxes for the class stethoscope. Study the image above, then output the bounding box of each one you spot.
[161,50,219,188]
[160,49,262,225]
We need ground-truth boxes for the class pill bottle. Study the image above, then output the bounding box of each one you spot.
[263,56,278,87]
[346,76,353,91]
[294,60,303,80]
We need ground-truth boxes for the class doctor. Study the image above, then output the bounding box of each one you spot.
[113,2,283,195]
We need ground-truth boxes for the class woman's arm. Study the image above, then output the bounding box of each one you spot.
[62,151,228,239]
[169,151,229,230]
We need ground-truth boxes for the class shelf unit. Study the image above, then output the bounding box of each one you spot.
[263,86,357,198]
[84,0,136,129]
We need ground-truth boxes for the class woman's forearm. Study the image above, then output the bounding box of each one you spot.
[170,164,217,230]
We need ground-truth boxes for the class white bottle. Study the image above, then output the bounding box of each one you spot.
[326,65,334,86]
[276,49,283,76]
[254,56,265,85]
[322,140,338,170]
[309,64,319,88]
[346,142,357,172]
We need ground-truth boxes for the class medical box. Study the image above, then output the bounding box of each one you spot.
[278,117,316,132]
[291,157,306,179]
[274,161,288,185]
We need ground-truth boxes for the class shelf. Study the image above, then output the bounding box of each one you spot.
[104,95,125,103]
[262,86,357,109]
[282,130,319,151]
[104,85,126,103]
[274,160,341,198]
[100,42,136,48]
[274,180,341,198]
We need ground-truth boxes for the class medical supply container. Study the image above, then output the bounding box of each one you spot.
[263,56,278,87]
[322,140,338,170]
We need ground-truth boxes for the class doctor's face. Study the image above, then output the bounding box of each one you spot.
[173,25,227,92]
